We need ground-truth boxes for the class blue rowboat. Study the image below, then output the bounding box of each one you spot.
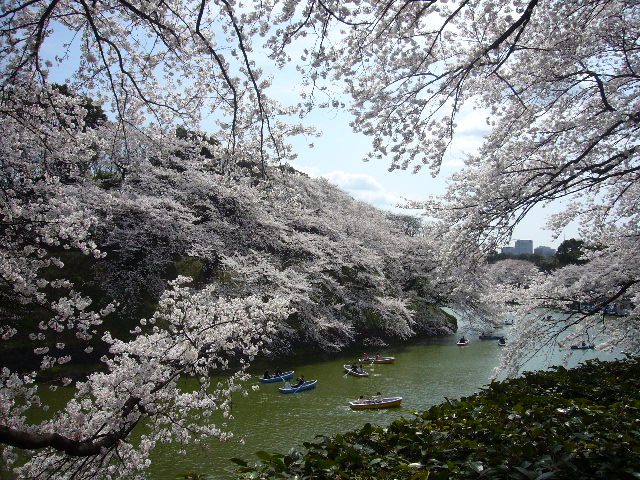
[279,380,317,394]
[259,371,294,383]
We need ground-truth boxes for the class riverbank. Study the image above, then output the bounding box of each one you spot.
[234,356,640,479]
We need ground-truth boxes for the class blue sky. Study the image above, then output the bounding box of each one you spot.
[284,102,574,250]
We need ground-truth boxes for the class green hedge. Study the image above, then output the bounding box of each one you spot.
[232,357,640,479]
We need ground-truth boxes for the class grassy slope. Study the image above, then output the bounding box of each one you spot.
[233,357,640,479]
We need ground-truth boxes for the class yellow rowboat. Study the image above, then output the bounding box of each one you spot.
[358,356,395,364]
[349,397,403,410]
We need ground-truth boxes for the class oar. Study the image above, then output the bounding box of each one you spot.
[281,375,293,391]
[292,381,309,393]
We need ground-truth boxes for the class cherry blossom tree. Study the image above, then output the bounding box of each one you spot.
[264,0,639,362]
[265,0,638,369]
[0,0,312,473]
[0,84,296,479]
[484,259,541,289]
[5,0,638,476]
[0,66,447,480]
[0,89,449,477]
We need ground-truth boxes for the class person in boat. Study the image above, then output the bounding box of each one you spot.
[274,368,283,377]
[581,341,587,347]
[292,375,305,388]
[498,337,506,345]
[375,352,381,360]
[350,363,358,371]
[358,364,365,374]
[372,392,382,403]
[263,370,271,379]
[459,336,467,343]
[363,352,369,359]
[284,380,292,389]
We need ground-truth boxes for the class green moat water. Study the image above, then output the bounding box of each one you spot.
[5,319,621,480]
[146,327,618,479]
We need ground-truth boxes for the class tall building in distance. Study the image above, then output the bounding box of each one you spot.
[501,240,556,257]
[514,239,533,255]
[534,246,557,258]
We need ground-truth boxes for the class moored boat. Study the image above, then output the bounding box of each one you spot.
[479,334,504,340]
[349,397,403,410]
[259,371,294,383]
[358,356,395,364]
[343,365,369,377]
[570,343,595,350]
[278,380,317,393]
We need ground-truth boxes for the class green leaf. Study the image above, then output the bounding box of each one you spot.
[513,466,537,479]
[410,472,431,480]
[254,451,273,462]
[534,473,555,480]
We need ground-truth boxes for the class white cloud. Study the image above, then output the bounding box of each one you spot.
[455,105,491,136]
[289,163,322,177]
[441,105,491,169]
[323,171,383,191]
[290,164,415,209]
[322,170,410,210]
[441,135,485,169]
[441,153,466,169]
